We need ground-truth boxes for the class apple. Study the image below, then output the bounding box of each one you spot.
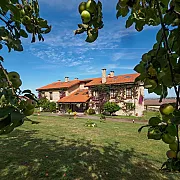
[8,71,20,79]
[148,117,161,126]
[81,10,91,23]
[11,78,22,89]
[166,150,176,159]
[162,133,176,144]
[79,2,87,14]
[147,128,162,140]
[86,0,96,14]
[159,103,175,116]
[169,141,178,151]
[25,99,36,110]
[23,108,34,116]
[24,4,33,13]
[20,9,26,17]
[22,16,31,25]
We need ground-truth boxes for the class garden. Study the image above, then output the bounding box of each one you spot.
[0,114,180,180]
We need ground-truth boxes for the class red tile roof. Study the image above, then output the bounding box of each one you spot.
[36,80,80,91]
[85,73,139,87]
[57,89,90,103]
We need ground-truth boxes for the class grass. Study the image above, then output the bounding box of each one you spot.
[0,115,180,180]
[94,110,161,121]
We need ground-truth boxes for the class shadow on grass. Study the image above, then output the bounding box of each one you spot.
[0,130,179,180]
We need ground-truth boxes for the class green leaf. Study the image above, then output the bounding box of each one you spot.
[11,110,24,127]
[134,62,145,73]
[156,28,163,43]
[166,124,177,136]
[126,15,134,28]
[116,9,121,19]
[121,6,129,17]
[22,89,32,94]
[0,56,4,62]
[0,107,15,119]
[20,29,28,38]
[7,4,20,21]
[24,93,38,102]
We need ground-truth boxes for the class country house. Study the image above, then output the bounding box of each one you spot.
[36,69,144,116]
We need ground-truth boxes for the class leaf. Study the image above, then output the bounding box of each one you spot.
[24,93,38,102]
[7,4,20,21]
[0,107,15,119]
[22,89,32,94]
[11,110,24,127]
[20,29,28,38]
[0,56,4,62]
[126,15,134,28]
[138,125,150,133]
[166,124,177,136]
[134,62,145,73]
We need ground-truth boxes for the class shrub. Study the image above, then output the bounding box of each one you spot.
[87,108,95,115]
[103,102,120,115]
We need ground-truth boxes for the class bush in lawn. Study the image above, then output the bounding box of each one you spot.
[103,102,120,116]
[87,108,95,115]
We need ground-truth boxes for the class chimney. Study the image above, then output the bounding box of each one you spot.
[110,71,114,77]
[102,68,106,83]
[57,80,61,82]
[74,78,78,80]
[65,77,69,82]
[107,74,110,77]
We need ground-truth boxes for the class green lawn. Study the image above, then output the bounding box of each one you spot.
[0,115,180,180]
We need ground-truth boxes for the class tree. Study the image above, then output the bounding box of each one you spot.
[0,0,51,134]
[76,0,180,172]
[103,102,120,116]
[38,97,56,112]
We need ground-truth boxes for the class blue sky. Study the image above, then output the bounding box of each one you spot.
[1,0,175,98]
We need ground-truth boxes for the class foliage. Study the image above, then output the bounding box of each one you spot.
[67,108,72,114]
[38,97,56,112]
[103,102,121,115]
[74,0,103,42]
[0,0,51,134]
[76,0,180,172]
[90,84,110,113]
[87,108,95,115]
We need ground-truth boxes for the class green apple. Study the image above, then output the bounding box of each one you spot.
[86,0,96,14]
[162,133,176,144]
[11,79,22,89]
[20,9,26,17]
[22,15,31,25]
[148,117,161,126]
[159,104,175,116]
[81,10,91,23]
[169,141,178,151]
[25,99,36,110]
[166,150,176,159]
[23,108,34,116]
[8,71,20,79]
[24,4,33,13]
[147,128,162,140]
[79,2,87,14]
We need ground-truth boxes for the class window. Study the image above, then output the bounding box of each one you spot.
[110,90,115,98]
[49,92,53,100]
[126,88,132,99]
